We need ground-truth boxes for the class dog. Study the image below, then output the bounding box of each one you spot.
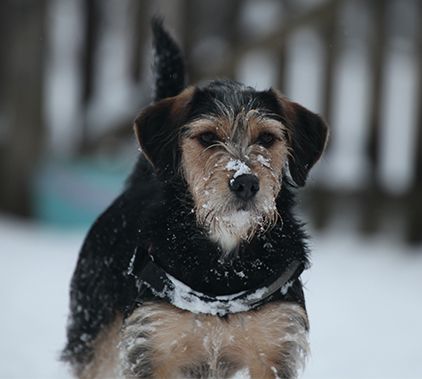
[62,19,328,379]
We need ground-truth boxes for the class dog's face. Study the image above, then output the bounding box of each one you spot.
[134,81,328,253]
[180,100,289,253]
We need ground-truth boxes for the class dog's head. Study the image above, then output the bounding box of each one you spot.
[133,21,328,254]
[134,80,328,253]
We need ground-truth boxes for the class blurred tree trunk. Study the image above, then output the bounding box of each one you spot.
[0,0,48,218]
[406,0,422,245]
[310,0,340,231]
[220,0,242,80]
[129,0,152,83]
[277,0,298,92]
[366,0,388,183]
[180,0,196,82]
[361,0,388,234]
[79,0,99,153]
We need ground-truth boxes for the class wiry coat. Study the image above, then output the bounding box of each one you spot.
[62,19,328,379]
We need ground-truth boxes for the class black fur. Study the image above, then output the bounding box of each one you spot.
[62,21,327,373]
[151,17,185,101]
[189,80,283,121]
[286,102,328,186]
[134,97,181,174]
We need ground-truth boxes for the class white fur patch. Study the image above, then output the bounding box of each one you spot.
[210,211,253,253]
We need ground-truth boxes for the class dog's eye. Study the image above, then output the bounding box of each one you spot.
[256,132,276,148]
[198,132,220,147]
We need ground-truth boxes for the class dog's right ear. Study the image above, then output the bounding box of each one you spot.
[134,89,193,173]
[271,90,328,187]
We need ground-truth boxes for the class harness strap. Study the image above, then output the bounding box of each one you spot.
[136,255,304,316]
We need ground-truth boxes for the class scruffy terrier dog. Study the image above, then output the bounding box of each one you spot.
[62,20,328,379]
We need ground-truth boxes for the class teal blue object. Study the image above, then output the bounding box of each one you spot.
[33,156,133,228]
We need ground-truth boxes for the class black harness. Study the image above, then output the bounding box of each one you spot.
[134,254,305,316]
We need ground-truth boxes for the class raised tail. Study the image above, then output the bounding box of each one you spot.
[151,17,186,102]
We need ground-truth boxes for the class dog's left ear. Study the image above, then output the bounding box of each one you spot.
[277,95,329,187]
[134,88,193,173]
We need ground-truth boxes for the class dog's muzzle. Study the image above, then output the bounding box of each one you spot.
[229,174,260,201]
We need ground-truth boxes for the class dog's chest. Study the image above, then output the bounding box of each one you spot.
[119,301,308,379]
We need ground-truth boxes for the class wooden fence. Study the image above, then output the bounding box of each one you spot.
[1,0,420,245]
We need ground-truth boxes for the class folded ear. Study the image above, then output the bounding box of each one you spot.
[134,98,174,171]
[281,98,329,187]
[133,88,193,174]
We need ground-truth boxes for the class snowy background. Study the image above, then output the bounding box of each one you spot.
[1,0,422,378]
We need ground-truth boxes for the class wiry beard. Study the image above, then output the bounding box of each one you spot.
[185,150,282,256]
[196,194,280,256]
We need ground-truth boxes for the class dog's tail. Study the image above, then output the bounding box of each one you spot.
[151,17,186,102]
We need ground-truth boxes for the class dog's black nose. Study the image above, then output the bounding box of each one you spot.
[229,174,260,201]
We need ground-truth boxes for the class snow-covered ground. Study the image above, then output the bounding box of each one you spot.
[0,218,79,379]
[302,233,422,379]
[1,216,421,379]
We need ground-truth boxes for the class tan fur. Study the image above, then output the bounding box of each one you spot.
[119,302,308,379]
[78,314,123,379]
[180,111,290,253]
